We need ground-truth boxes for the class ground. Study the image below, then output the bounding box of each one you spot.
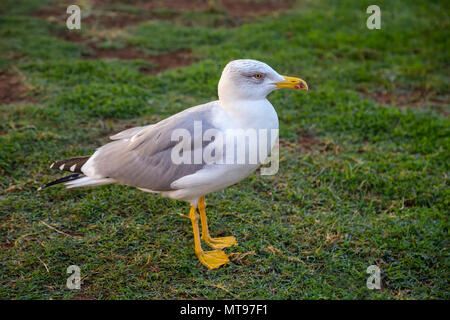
[0,0,449,299]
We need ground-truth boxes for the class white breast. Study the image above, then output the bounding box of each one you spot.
[167,98,279,205]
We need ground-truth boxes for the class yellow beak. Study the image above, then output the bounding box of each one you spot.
[274,76,308,90]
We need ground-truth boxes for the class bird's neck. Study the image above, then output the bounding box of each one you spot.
[219,98,279,130]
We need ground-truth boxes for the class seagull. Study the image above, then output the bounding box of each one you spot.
[39,59,308,269]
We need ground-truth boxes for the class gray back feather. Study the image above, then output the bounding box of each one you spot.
[109,126,146,140]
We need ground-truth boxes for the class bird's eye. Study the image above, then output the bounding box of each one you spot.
[253,73,263,79]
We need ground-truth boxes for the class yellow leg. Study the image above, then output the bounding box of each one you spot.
[189,205,229,269]
[198,196,238,249]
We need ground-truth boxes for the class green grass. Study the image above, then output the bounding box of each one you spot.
[0,0,449,299]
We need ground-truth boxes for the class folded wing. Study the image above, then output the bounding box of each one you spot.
[81,102,219,191]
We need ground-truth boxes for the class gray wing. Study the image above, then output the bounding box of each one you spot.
[84,101,219,191]
[109,126,147,140]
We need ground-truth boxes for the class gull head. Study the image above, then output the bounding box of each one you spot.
[218,59,308,103]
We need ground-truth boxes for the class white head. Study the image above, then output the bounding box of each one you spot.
[218,59,308,103]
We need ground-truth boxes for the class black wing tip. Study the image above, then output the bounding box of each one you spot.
[37,173,84,191]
